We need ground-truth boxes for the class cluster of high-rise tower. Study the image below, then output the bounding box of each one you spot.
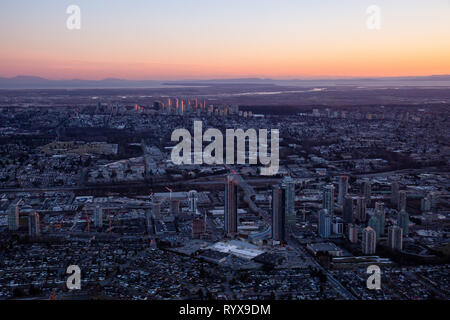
[154,98,239,117]
[224,173,411,253]
[319,176,410,255]
[224,174,295,243]
[7,199,40,237]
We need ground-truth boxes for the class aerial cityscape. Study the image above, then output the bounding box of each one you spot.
[0,0,449,306]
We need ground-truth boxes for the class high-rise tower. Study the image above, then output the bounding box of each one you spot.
[362,180,372,199]
[28,211,40,237]
[391,181,399,206]
[272,184,287,242]
[398,190,407,211]
[322,184,335,215]
[398,209,410,236]
[362,226,377,255]
[7,201,21,231]
[94,206,103,228]
[283,176,295,230]
[318,209,332,238]
[343,196,354,223]
[355,196,367,222]
[388,225,403,251]
[188,190,198,215]
[338,176,349,206]
[224,174,238,236]
[374,201,385,236]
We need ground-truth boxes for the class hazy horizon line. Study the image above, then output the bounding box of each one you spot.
[2,74,450,82]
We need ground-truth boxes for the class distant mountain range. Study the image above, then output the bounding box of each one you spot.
[0,75,449,89]
[0,76,162,89]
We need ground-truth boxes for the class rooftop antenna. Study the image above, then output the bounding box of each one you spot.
[108,209,112,234]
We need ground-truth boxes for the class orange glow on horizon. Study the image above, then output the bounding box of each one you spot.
[1,1,449,80]
[1,26,449,80]
[1,54,449,80]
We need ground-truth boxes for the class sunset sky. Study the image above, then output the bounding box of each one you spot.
[1,0,449,80]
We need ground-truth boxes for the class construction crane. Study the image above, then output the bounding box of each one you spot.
[149,192,155,204]
[84,209,90,233]
[165,187,173,200]
[49,289,56,300]
[108,209,112,234]
[36,215,60,232]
